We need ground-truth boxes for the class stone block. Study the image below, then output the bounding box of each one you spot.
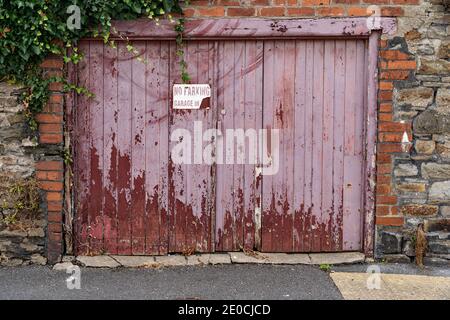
[395,87,434,109]
[53,262,74,271]
[441,206,450,217]
[436,142,450,160]
[76,256,121,268]
[308,252,364,265]
[380,231,403,254]
[422,163,450,179]
[429,181,450,203]
[397,182,426,193]
[111,255,156,268]
[401,204,439,216]
[428,241,450,254]
[424,218,450,232]
[394,163,418,177]
[382,254,411,263]
[154,255,187,266]
[418,58,450,75]
[415,140,435,155]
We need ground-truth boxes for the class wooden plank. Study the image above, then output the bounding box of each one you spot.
[321,40,335,252]
[208,40,218,252]
[169,41,185,253]
[253,40,264,251]
[363,33,379,256]
[303,40,314,252]
[102,43,119,255]
[196,40,213,252]
[214,40,225,252]
[145,41,162,255]
[131,41,146,255]
[110,18,397,40]
[270,40,284,252]
[220,41,236,251]
[343,40,366,251]
[158,41,170,255]
[183,41,197,253]
[242,40,263,250]
[261,40,275,252]
[75,40,91,254]
[293,40,307,252]
[283,40,296,252]
[333,40,346,251]
[342,40,358,251]
[117,41,133,255]
[311,40,324,252]
[232,40,246,251]
[88,41,104,254]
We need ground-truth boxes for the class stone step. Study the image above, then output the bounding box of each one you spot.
[427,253,450,261]
[428,240,450,254]
[426,231,450,241]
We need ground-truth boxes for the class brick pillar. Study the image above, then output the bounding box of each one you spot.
[375,41,416,228]
[38,56,65,264]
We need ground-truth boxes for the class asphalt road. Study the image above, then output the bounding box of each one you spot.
[0,264,343,300]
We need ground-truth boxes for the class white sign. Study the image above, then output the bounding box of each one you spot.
[173,84,211,110]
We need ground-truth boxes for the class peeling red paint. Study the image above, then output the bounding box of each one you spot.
[74,36,371,256]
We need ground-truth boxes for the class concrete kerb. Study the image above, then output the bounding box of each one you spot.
[54,252,366,270]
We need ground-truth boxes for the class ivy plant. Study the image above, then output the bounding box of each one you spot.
[0,0,184,132]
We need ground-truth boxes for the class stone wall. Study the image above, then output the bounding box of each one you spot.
[374,0,449,263]
[0,83,46,266]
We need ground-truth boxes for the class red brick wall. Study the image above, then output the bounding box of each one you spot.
[38,56,65,264]
[182,0,416,18]
[375,41,416,228]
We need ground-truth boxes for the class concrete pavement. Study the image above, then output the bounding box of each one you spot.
[0,264,343,300]
[0,262,448,300]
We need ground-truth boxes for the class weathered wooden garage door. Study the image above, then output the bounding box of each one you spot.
[73,38,367,255]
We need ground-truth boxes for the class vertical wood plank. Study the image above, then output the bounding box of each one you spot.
[261,40,275,252]
[216,41,236,251]
[271,40,284,252]
[183,42,197,252]
[233,40,246,251]
[293,40,307,252]
[311,40,324,252]
[168,41,186,253]
[196,41,213,252]
[117,41,133,255]
[321,40,335,252]
[342,40,358,251]
[89,41,104,254]
[283,40,296,252]
[75,40,90,254]
[214,41,225,252]
[303,40,315,252]
[145,41,162,255]
[333,40,346,251]
[131,41,146,255]
[243,40,263,250]
[343,40,365,251]
[253,40,264,251]
[158,41,170,255]
[102,43,119,254]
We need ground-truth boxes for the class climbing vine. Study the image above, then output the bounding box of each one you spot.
[0,0,185,132]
